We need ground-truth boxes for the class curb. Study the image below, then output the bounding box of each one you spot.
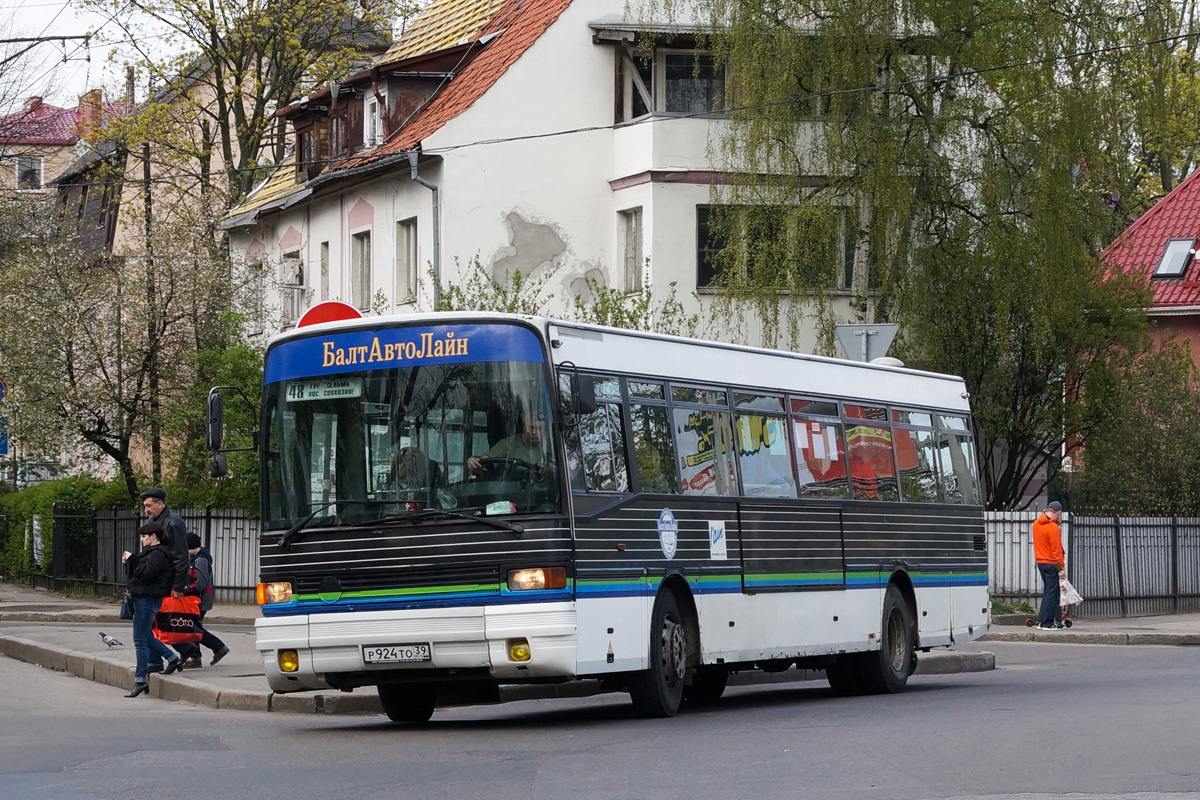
[979,629,1200,645]
[0,630,993,714]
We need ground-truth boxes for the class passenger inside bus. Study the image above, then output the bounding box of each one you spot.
[389,445,441,499]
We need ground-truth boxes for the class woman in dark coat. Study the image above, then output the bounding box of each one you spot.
[122,522,183,697]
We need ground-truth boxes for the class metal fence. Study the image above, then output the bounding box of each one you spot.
[35,506,260,604]
[985,512,1200,616]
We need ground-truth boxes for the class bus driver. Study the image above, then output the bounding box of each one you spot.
[467,415,555,480]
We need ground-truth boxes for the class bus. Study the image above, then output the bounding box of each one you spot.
[207,305,988,722]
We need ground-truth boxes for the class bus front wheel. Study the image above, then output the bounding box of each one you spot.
[858,583,915,694]
[629,590,688,717]
[378,683,437,724]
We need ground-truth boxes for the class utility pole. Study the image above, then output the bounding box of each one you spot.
[144,140,161,484]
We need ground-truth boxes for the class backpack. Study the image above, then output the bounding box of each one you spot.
[186,551,215,603]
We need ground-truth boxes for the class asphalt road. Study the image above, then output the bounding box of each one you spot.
[2,641,1199,800]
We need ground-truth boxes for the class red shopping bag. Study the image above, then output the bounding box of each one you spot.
[152,594,203,644]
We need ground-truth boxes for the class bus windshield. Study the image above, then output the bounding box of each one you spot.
[262,326,558,530]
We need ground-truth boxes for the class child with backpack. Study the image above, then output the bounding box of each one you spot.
[176,533,231,668]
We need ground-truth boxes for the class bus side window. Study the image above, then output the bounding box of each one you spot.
[936,417,979,504]
[630,402,678,494]
[673,406,738,496]
[843,404,899,501]
[578,377,629,493]
[891,412,941,503]
[736,414,797,498]
[792,417,850,498]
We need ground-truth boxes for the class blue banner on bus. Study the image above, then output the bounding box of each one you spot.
[265,324,545,384]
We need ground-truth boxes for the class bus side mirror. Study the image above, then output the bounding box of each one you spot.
[209,453,228,478]
[206,391,224,451]
[573,374,598,415]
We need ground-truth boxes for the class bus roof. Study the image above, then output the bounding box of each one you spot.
[265,311,970,412]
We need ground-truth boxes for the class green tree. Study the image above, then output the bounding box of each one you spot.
[84,0,400,203]
[1073,341,1200,515]
[652,0,1175,508]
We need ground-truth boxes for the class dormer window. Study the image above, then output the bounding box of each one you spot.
[1154,238,1196,278]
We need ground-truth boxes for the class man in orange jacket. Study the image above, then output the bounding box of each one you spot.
[1033,500,1065,630]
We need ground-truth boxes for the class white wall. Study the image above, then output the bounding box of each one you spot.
[229,0,859,355]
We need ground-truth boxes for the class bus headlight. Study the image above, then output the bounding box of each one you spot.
[257,581,293,605]
[278,650,300,673]
[507,567,566,591]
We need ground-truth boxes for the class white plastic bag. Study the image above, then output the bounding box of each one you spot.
[1060,575,1084,606]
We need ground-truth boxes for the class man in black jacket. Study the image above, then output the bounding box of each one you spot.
[140,487,188,598]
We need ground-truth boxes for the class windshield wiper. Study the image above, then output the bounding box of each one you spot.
[278,501,341,549]
[374,508,524,535]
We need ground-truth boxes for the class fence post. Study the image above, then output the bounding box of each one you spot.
[1171,515,1180,613]
[1113,515,1127,617]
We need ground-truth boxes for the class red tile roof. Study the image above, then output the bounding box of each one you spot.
[335,0,574,172]
[0,100,133,145]
[0,102,78,145]
[1103,168,1200,308]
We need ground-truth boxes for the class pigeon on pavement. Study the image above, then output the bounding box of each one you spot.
[99,632,123,649]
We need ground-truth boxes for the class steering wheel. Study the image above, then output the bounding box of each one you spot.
[478,457,542,482]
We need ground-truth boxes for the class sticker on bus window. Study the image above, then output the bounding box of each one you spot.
[708,520,727,560]
[658,508,678,560]
[285,378,364,402]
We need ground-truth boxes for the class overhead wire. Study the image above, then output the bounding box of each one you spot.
[30,25,1200,190]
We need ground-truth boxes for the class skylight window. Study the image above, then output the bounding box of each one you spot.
[1154,238,1196,278]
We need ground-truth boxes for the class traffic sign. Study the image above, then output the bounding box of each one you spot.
[0,417,7,457]
[835,324,899,362]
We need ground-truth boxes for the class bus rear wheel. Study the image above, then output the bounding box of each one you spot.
[858,584,915,695]
[378,683,437,724]
[629,589,688,717]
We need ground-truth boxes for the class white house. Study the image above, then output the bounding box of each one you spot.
[221,0,862,352]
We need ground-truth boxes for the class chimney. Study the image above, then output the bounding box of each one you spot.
[126,66,136,106]
[77,89,102,143]
[24,96,43,112]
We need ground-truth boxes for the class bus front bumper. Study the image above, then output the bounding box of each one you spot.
[255,602,578,693]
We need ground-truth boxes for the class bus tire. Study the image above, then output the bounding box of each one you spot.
[629,589,688,717]
[378,684,437,724]
[684,665,728,703]
[859,583,915,695]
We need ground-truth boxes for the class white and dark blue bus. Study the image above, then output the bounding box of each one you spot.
[210,305,987,722]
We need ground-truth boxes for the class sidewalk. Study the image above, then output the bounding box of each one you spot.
[982,611,1200,645]
[0,582,999,715]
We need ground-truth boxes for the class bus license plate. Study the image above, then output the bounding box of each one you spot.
[363,643,432,664]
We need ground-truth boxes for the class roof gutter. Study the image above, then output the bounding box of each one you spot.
[408,150,441,307]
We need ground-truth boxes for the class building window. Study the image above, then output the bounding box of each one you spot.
[621,207,643,292]
[664,53,725,114]
[319,241,330,301]
[697,204,854,291]
[16,155,43,190]
[330,116,347,156]
[395,218,417,304]
[624,51,726,120]
[1154,238,1196,278]
[365,98,382,148]
[351,230,372,311]
[280,251,305,328]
